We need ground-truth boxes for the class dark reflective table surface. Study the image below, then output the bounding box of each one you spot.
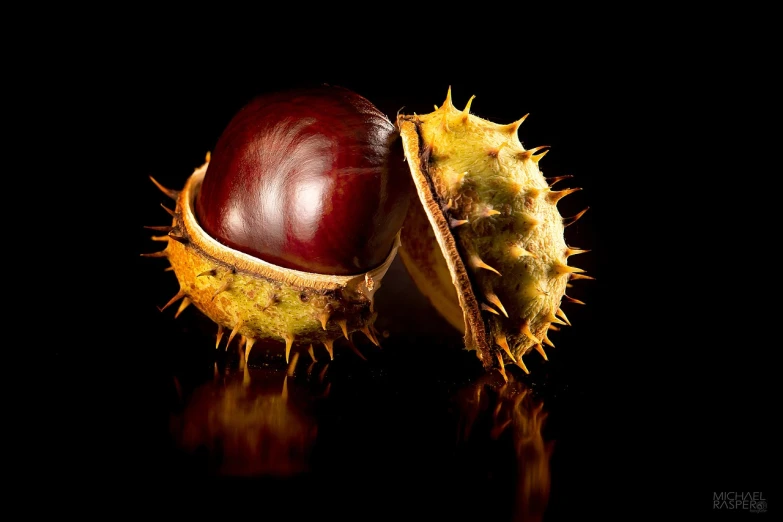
[167,350,554,519]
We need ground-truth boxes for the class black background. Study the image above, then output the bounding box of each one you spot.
[48,15,776,520]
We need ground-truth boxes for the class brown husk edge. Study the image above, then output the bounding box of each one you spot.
[397,117,493,367]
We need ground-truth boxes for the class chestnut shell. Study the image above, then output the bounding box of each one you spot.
[195,85,413,276]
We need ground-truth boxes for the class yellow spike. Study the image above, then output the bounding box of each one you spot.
[566,247,591,257]
[563,207,590,227]
[564,294,586,305]
[205,150,211,163]
[318,310,330,330]
[150,235,169,242]
[174,297,191,319]
[308,344,317,362]
[520,320,541,344]
[443,86,454,109]
[516,355,530,374]
[282,376,288,400]
[238,335,247,349]
[164,266,174,272]
[527,187,541,199]
[553,261,586,276]
[160,203,177,218]
[501,114,528,135]
[323,339,334,360]
[449,217,469,228]
[519,145,550,160]
[461,94,476,120]
[283,333,295,363]
[361,326,380,347]
[546,174,573,187]
[543,329,555,348]
[518,213,541,228]
[481,303,500,315]
[159,289,186,312]
[508,180,524,195]
[534,343,548,361]
[556,307,572,326]
[485,292,508,318]
[488,141,510,158]
[149,176,180,200]
[531,149,549,163]
[337,319,349,340]
[140,250,167,258]
[495,332,515,361]
[197,268,217,277]
[215,325,224,349]
[544,312,567,326]
[469,255,502,276]
[569,273,595,281]
[441,109,450,132]
[510,244,535,258]
[287,351,300,377]
[244,337,256,363]
[496,352,508,383]
[211,276,233,301]
[548,324,560,332]
[434,104,439,111]
[144,225,173,232]
[479,207,501,218]
[227,319,244,349]
[547,187,582,204]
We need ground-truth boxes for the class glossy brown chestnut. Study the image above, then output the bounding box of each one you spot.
[195,85,413,276]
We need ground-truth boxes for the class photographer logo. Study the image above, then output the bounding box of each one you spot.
[713,492,767,513]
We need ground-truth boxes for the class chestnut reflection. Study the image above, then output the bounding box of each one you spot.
[169,355,327,477]
[455,373,554,522]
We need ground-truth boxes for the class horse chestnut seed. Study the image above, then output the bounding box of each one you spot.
[144,85,413,362]
[196,86,411,276]
[146,85,592,376]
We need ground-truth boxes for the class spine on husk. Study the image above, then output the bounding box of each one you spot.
[397,89,591,374]
[143,162,397,362]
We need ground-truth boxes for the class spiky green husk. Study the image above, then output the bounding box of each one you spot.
[398,89,589,372]
[146,163,395,361]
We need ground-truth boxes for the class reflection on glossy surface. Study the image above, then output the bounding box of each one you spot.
[169,354,325,477]
[456,374,553,522]
[166,340,554,521]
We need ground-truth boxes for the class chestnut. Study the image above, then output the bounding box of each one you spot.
[143,85,413,362]
[195,86,412,276]
[144,85,592,376]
